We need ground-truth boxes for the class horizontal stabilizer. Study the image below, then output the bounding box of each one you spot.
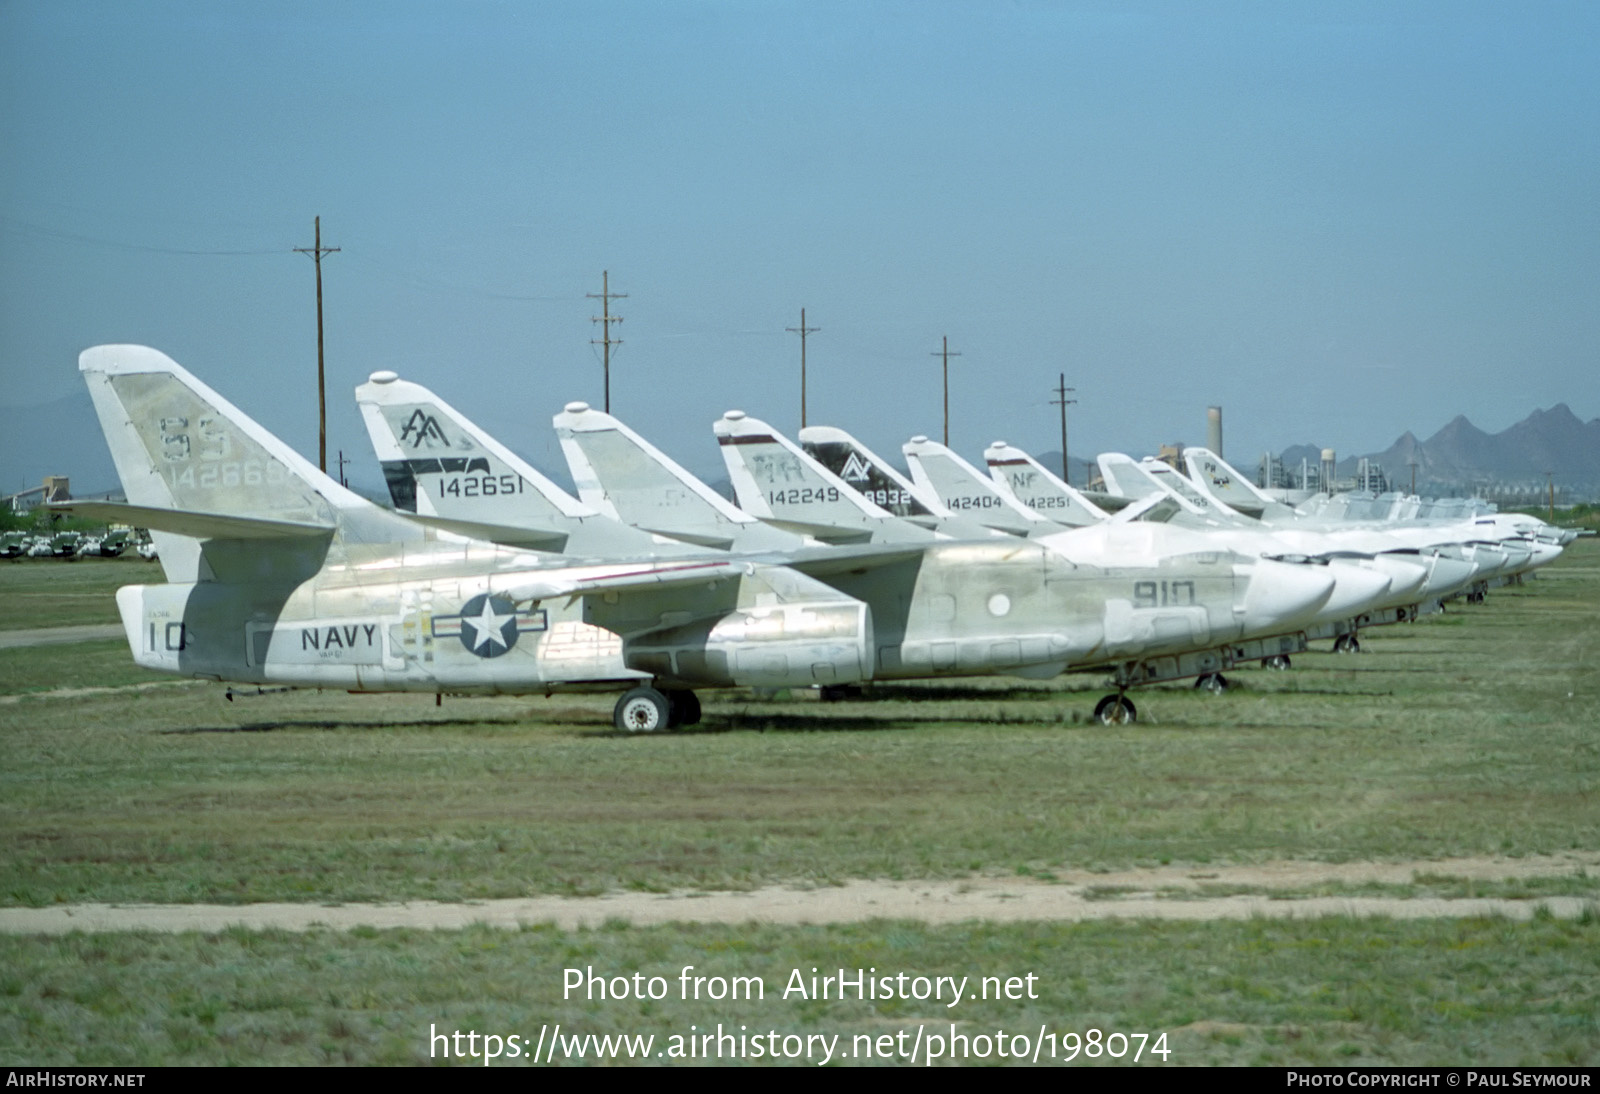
[45,500,333,540]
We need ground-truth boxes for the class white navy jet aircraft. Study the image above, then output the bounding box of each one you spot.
[811,429,1422,677]
[568,404,1344,721]
[359,377,1340,723]
[56,347,888,733]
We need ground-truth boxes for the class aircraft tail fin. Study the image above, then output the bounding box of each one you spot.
[79,345,419,582]
[798,425,946,523]
[1096,452,1165,500]
[715,412,932,544]
[1180,446,1292,520]
[354,372,680,555]
[1095,452,1243,528]
[553,402,806,551]
[1135,456,1252,525]
[982,442,1108,526]
[902,435,1050,534]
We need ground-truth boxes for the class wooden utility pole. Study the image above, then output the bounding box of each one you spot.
[931,336,961,445]
[1050,373,1077,485]
[297,217,340,470]
[294,217,339,471]
[588,271,626,413]
[787,308,820,429]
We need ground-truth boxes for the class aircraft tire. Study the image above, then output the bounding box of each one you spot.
[1094,694,1137,725]
[665,689,701,727]
[615,687,671,733]
[1195,673,1228,694]
[1262,655,1291,671]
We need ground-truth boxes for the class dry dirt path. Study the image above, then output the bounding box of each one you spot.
[0,624,122,649]
[4,853,1596,935]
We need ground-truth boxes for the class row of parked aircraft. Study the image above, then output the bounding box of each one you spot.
[54,345,1577,732]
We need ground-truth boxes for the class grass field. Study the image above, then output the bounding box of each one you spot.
[1,540,1597,1064]
[0,555,160,630]
[3,916,1596,1066]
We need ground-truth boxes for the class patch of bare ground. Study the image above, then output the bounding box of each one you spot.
[3,852,1596,934]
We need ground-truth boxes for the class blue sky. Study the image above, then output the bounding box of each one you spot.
[3,0,1596,489]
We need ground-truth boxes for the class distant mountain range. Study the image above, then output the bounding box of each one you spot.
[1278,404,1600,498]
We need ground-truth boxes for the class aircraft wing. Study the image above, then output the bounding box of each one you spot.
[504,556,765,601]
[736,540,934,577]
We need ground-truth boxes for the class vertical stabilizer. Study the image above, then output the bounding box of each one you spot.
[554,402,806,551]
[80,345,418,582]
[1181,446,1296,521]
[800,425,1002,539]
[355,373,684,557]
[1095,453,1238,529]
[902,435,1052,535]
[715,412,934,544]
[983,442,1109,527]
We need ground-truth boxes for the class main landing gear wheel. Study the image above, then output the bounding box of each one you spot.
[664,689,702,727]
[1195,673,1229,694]
[614,687,671,733]
[1094,694,1137,725]
[1333,634,1362,654]
[1262,655,1292,671]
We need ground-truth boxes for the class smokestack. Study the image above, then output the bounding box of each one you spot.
[1321,448,1336,495]
[1207,406,1223,458]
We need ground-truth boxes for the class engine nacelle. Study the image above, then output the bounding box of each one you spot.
[625,597,873,688]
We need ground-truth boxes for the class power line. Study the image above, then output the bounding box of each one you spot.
[0,216,284,256]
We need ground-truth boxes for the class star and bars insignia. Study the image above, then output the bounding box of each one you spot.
[430,594,547,658]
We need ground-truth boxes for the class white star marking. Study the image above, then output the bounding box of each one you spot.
[463,597,513,652]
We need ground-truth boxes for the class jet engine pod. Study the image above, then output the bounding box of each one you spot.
[624,598,874,689]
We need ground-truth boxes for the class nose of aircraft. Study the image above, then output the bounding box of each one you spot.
[1362,554,1433,607]
[1313,562,1396,621]
[1523,541,1564,571]
[1237,559,1335,637]
[1466,543,1511,578]
[1496,542,1534,573]
[1418,553,1478,599]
